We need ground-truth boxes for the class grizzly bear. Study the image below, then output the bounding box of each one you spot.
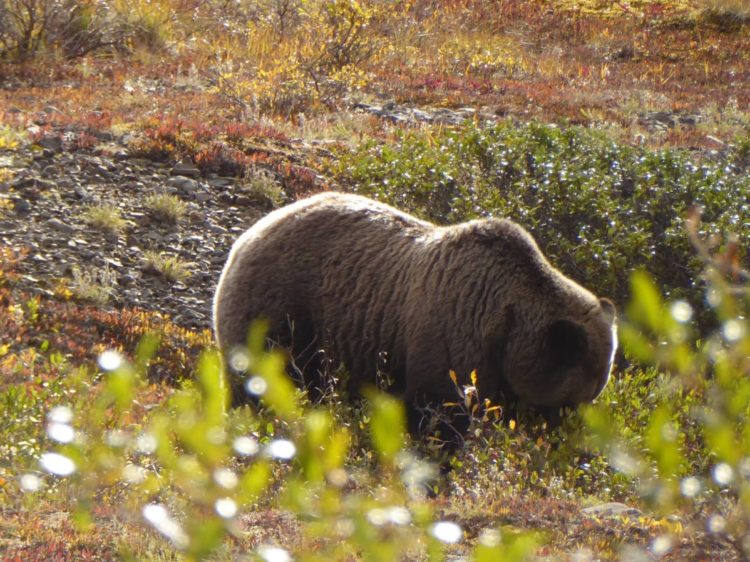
[213,192,617,440]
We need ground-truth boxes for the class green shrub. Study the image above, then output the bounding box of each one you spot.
[584,223,750,557]
[333,121,750,328]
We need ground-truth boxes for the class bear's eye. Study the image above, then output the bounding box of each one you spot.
[547,319,588,370]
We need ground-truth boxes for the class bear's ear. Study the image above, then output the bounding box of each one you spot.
[599,298,616,324]
[547,319,588,370]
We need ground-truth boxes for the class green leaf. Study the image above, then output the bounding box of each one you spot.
[645,404,683,478]
[135,332,161,373]
[237,461,271,505]
[619,323,655,363]
[628,270,665,334]
[198,348,228,423]
[104,363,137,413]
[187,517,226,561]
[256,351,300,420]
[368,392,406,465]
[472,528,538,562]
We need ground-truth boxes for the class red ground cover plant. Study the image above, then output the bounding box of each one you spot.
[0,247,209,390]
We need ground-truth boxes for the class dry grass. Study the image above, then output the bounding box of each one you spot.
[70,264,117,304]
[82,203,128,235]
[142,250,192,282]
[143,192,188,224]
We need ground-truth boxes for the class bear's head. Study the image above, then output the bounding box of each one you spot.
[489,296,617,411]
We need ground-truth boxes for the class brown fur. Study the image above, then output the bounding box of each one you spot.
[213,192,617,434]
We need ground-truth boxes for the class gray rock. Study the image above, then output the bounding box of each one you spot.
[74,186,92,201]
[48,218,75,234]
[206,176,234,188]
[411,109,433,122]
[41,165,58,177]
[172,159,201,178]
[38,136,63,152]
[166,176,200,193]
[582,502,642,518]
[34,178,57,191]
[11,175,35,189]
[12,197,31,213]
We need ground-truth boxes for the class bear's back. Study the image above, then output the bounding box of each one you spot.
[213,192,435,363]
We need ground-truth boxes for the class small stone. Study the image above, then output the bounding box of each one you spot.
[48,218,75,234]
[166,176,200,193]
[33,178,56,191]
[194,191,211,203]
[41,165,58,177]
[74,186,92,201]
[11,175,35,189]
[206,176,234,188]
[582,502,642,518]
[12,197,31,213]
[38,136,63,153]
[172,159,201,178]
[386,113,409,124]
[94,131,115,142]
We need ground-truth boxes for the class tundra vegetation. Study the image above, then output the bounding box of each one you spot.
[1,0,749,560]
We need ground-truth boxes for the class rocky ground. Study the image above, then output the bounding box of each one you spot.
[1,134,295,331]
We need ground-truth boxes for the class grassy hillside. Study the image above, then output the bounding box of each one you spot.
[1,0,749,560]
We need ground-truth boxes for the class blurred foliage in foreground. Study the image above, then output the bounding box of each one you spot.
[584,212,750,557]
[6,321,536,561]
